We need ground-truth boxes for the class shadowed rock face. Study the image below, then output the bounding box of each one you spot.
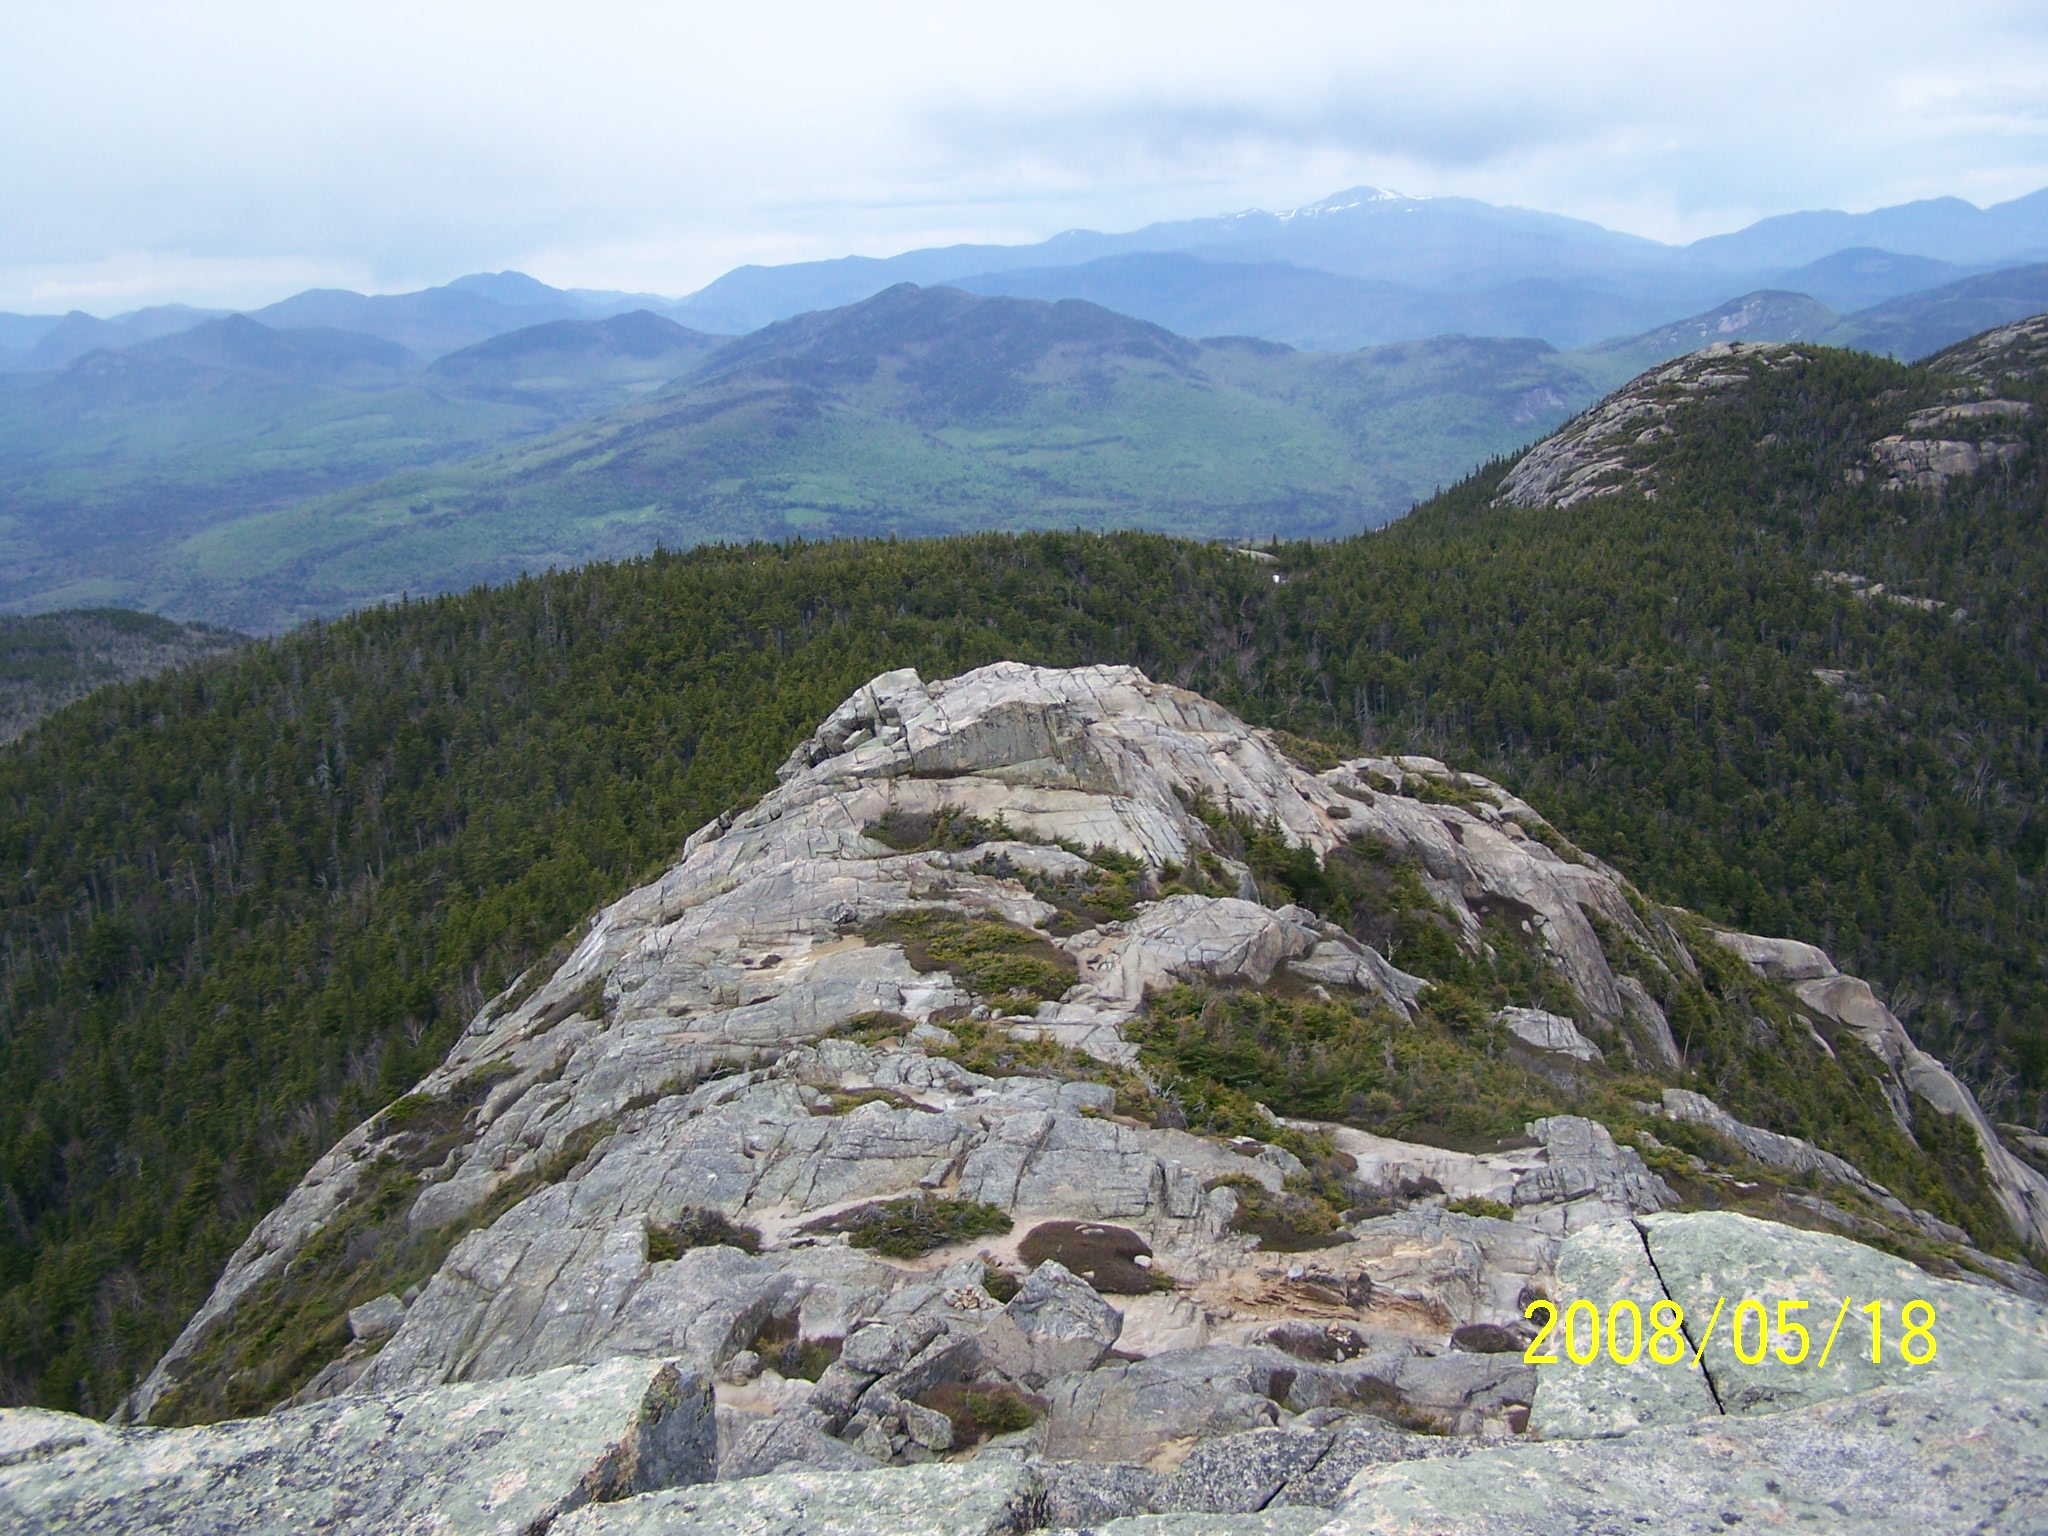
[23,662,2039,1533]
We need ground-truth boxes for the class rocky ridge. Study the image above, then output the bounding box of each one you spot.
[10,663,2047,1533]
[1497,325,2042,508]
[1492,342,1802,508]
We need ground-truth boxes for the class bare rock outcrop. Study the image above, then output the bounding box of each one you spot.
[71,662,2042,1532]
[132,663,1720,1426]
[1494,343,1800,509]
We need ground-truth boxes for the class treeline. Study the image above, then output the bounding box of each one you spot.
[1,339,2043,1413]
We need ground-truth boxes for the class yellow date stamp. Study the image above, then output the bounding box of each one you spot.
[1522,1296,1939,1368]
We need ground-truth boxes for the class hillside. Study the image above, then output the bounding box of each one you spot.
[1822,261,2048,359]
[124,287,1604,631]
[0,313,729,620]
[0,609,245,741]
[1,316,2045,1417]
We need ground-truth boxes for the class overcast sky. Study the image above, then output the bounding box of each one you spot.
[6,0,2048,314]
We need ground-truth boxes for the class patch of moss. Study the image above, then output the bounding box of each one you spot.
[981,1262,1021,1303]
[865,804,1017,853]
[915,1380,1045,1445]
[830,1010,917,1045]
[1444,1196,1515,1221]
[812,1087,936,1116]
[647,1207,762,1261]
[807,1194,1013,1258]
[861,909,1075,1013]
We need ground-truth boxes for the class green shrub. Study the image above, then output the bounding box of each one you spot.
[915,1380,1044,1444]
[1444,1196,1515,1221]
[865,805,1015,852]
[808,1194,1013,1258]
[749,1314,839,1381]
[862,910,1074,1012]
[647,1207,761,1261]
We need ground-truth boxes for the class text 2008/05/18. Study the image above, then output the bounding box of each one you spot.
[1523,1296,1938,1368]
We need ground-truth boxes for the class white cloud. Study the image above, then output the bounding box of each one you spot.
[3,0,2046,311]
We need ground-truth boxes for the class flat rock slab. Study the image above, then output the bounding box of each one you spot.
[554,1461,1044,1535]
[1324,1376,2048,1536]
[0,1357,711,1536]
[1640,1210,2048,1416]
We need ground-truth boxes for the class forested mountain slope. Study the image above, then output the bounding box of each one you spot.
[2,320,2045,1416]
[144,286,1598,631]
[0,610,245,742]
[0,313,728,620]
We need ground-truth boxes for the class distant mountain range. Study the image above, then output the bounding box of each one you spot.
[4,180,2048,633]
[6,256,2048,631]
[7,183,2048,369]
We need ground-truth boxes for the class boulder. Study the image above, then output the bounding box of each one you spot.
[1039,1348,1301,1463]
[1528,1218,1719,1439]
[344,1291,405,1343]
[1639,1209,2048,1415]
[979,1259,1125,1385]
[1493,1007,1601,1062]
[1329,1376,2048,1536]
[1033,1457,1164,1525]
[718,1411,878,1480]
[1533,1210,2048,1440]
[1269,1417,1461,1508]
[0,1357,712,1536]
[1513,1117,1676,1233]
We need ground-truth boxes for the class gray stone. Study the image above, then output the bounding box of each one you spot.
[0,1357,712,1536]
[1514,1116,1676,1233]
[870,1328,981,1403]
[1639,1209,2048,1416]
[556,1460,1046,1535]
[841,1316,945,1376]
[1492,1007,1600,1062]
[1091,1513,1331,1536]
[1033,1457,1163,1525]
[1271,1418,1458,1508]
[981,1260,1125,1385]
[719,1412,879,1480]
[1039,1349,1301,1463]
[1327,1376,2048,1536]
[901,1400,955,1451]
[1390,1351,1536,1430]
[344,1291,405,1343]
[1154,1426,1329,1513]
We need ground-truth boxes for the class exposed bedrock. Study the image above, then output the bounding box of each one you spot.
[40,661,2038,1532]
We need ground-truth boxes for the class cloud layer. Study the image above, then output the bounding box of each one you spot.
[6,0,2047,312]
